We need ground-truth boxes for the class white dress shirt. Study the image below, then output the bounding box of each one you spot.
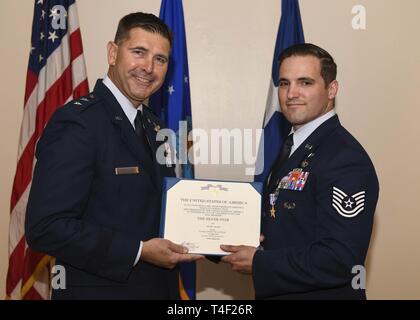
[103,75,143,128]
[289,110,336,156]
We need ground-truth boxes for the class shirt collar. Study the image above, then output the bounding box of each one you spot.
[290,109,336,155]
[102,75,142,128]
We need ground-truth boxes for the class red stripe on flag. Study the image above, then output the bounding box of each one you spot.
[24,70,38,106]
[70,29,83,61]
[32,67,74,142]
[10,138,35,211]
[23,286,44,300]
[73,78,89,97]
[6,237,26,296]
[21,248,49,288]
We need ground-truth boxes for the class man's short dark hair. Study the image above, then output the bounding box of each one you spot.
[279,43,337,86]
[114,12,173,48]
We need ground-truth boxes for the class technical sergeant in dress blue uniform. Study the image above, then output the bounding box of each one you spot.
[25,12,202,299]
[221,43,379,299]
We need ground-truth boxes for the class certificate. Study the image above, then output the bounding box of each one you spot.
[160,178,262,255]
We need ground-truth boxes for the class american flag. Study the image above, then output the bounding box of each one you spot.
[6,0,88,300]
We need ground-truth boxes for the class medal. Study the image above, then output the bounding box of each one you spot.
[164,142,173,167]
[269,193,277,218]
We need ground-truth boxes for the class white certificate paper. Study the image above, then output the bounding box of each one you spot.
[160,178,262,255]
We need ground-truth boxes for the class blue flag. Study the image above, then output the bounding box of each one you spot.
[255,0,305,182]
[150,0,196,300]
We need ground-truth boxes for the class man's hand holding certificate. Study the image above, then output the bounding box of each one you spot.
[160,178,262,256]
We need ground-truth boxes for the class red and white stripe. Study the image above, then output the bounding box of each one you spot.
[6,2,89,300]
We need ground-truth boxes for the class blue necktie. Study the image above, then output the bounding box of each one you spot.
[267,133,294,192]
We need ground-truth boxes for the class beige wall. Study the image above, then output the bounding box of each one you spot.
[1,0,419,299]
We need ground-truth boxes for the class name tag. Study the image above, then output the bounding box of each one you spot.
[115,166,140,175]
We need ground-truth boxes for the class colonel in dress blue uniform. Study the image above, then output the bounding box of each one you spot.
[25,12,201,300]
[221,44,379,300]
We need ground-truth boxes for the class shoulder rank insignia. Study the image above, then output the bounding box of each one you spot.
[332,187,365,218]
[72,93,98,111]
